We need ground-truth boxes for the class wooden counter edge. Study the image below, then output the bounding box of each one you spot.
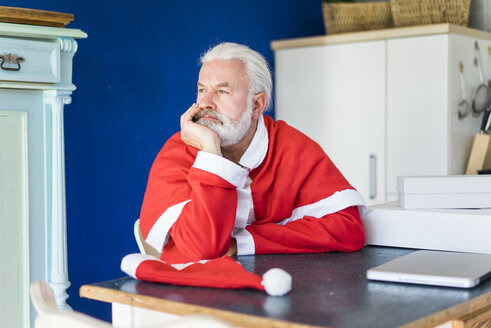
[398,290,491,328]
[80,284,325,328]
[271,24,491,50]
[0,6,74,27]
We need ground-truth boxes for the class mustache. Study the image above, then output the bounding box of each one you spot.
[192,109,223,123]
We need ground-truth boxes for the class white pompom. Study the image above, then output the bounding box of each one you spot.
[261,268,292,296]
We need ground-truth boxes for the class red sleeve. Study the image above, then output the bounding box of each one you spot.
[247,206,365,254]
[140,133,248,263]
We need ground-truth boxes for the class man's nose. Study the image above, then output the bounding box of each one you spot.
[199,90,217,110]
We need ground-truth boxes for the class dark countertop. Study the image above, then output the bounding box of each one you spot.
[82,246,491,328]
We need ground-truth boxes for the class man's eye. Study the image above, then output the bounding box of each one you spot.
[197,89,206,94]
[217,89,229,94]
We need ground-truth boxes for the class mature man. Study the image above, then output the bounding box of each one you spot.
[140,42,366,264]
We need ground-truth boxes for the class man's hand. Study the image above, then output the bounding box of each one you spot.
[180,103,221,155]
[226,238,237,256]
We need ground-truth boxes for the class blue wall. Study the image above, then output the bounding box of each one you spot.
[4,0,325,321]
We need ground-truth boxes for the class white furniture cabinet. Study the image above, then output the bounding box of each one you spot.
[0,22,86,328]
[272,24,488,205]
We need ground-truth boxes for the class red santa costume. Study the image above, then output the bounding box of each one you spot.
[140,115,367,264]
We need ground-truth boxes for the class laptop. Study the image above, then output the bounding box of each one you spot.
[366,250,491,288]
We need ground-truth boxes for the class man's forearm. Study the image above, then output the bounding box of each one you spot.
[239,206,365,256]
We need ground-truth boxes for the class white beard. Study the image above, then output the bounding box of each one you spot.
[195,96,253,146]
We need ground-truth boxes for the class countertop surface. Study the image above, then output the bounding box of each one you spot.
[81,246,491,328]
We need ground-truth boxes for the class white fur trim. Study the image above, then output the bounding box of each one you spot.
[193,151,249,188]
[277,189,367,226]
[234,177,255,230]
[146,200,191,252]
[232,229,255,255]
[261,268,292,296]
[121,253,163,278]
[171,259,209,271]
[121,254,211,280]
[239,115,269,170]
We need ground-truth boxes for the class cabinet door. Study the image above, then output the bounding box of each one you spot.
[0,111,28,328]
[0,89,47,328]
[275,41,386,205]
[386,35,449,200]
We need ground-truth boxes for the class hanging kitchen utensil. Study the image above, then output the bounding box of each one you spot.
[481,106,491,133]
[472,41,490,116]
[458,61,471,119]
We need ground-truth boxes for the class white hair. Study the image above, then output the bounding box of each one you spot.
[200,42,273,111]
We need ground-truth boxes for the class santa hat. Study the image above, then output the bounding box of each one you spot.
[121,254,292,296]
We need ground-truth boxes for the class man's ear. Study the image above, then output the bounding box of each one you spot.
[252,93,267,120]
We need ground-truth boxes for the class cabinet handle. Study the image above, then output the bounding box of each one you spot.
[0,53,24,71]
[369,154,376,200]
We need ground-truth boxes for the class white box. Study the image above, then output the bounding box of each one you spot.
[397,175,491,210]
[362,202,491,254]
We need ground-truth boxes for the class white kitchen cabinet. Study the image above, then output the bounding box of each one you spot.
[386,33,486,199]
[272,24,487,205]
[274,40,386,204]
[0,22,86,327]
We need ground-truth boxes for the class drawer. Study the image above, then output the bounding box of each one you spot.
[0,37,60,83]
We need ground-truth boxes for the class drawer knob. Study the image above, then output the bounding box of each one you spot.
[0,53,25,71]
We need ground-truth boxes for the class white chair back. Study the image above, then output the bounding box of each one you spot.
[30,281,111,328]
[134,218,161,258]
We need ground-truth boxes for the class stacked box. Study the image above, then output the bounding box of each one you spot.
[362,202,491,254]
[397,175,491,210]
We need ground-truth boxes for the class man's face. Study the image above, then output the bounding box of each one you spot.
[194,59,253,146]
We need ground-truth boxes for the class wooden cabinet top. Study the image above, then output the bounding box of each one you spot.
[271,24,491,50]
[0,6,73,27]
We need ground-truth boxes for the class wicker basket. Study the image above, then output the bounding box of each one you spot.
[390,0,471,27]
[322,1,393,34]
